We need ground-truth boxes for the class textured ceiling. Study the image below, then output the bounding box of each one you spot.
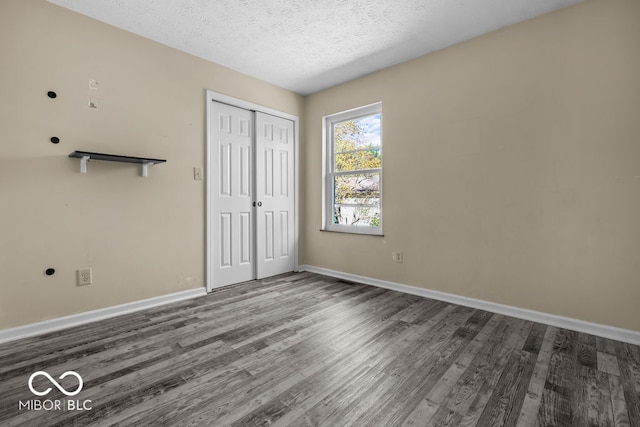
[48,0,582,95]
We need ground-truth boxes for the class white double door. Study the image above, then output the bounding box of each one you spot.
[210,101,295,288]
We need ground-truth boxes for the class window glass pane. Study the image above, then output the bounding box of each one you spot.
[334,114,381,153]
[334,173,380,204]
[333,173,380,226]
[333,205,381,227]
[335,148,381,172]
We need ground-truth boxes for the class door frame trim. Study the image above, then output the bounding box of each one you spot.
[205,90,300,292]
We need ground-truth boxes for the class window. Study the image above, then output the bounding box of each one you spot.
[323,102,382,235]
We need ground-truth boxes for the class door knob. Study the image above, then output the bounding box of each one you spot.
[257,201,262,207]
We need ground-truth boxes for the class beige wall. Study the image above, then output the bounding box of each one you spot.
[2,0,638,334]
[0,0,303,328]
[302,0,640,331]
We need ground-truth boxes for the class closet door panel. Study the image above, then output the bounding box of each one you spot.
[255,113,295,279]
[210,101,254,288]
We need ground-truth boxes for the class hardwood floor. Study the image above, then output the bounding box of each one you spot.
[1,272,639,426]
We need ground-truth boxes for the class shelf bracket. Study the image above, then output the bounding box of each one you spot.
[141,162,155,177]
[80,156,90,174]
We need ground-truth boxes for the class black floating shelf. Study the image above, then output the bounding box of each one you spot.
[69,151,167,177]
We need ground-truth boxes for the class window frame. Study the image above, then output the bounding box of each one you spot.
[322,102,383,235]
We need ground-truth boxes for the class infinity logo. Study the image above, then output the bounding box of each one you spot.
[28,371,83,397]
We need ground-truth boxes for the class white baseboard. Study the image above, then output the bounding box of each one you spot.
[3,268,638,347]
[299,265,640,346]
[0,287,207,344]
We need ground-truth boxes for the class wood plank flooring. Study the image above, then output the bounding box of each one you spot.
[1,272,639,426]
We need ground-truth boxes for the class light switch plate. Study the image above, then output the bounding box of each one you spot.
[194,167,203,180]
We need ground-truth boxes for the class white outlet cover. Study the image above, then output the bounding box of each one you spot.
[77,268,92,285]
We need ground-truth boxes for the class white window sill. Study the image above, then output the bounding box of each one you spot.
[320,228,384,237]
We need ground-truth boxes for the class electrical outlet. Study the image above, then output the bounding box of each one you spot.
[77,268,92,286]
[392,251,403,263]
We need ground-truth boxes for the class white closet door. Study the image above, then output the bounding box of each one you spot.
[255,112,295,279]
[210,101,254,288]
